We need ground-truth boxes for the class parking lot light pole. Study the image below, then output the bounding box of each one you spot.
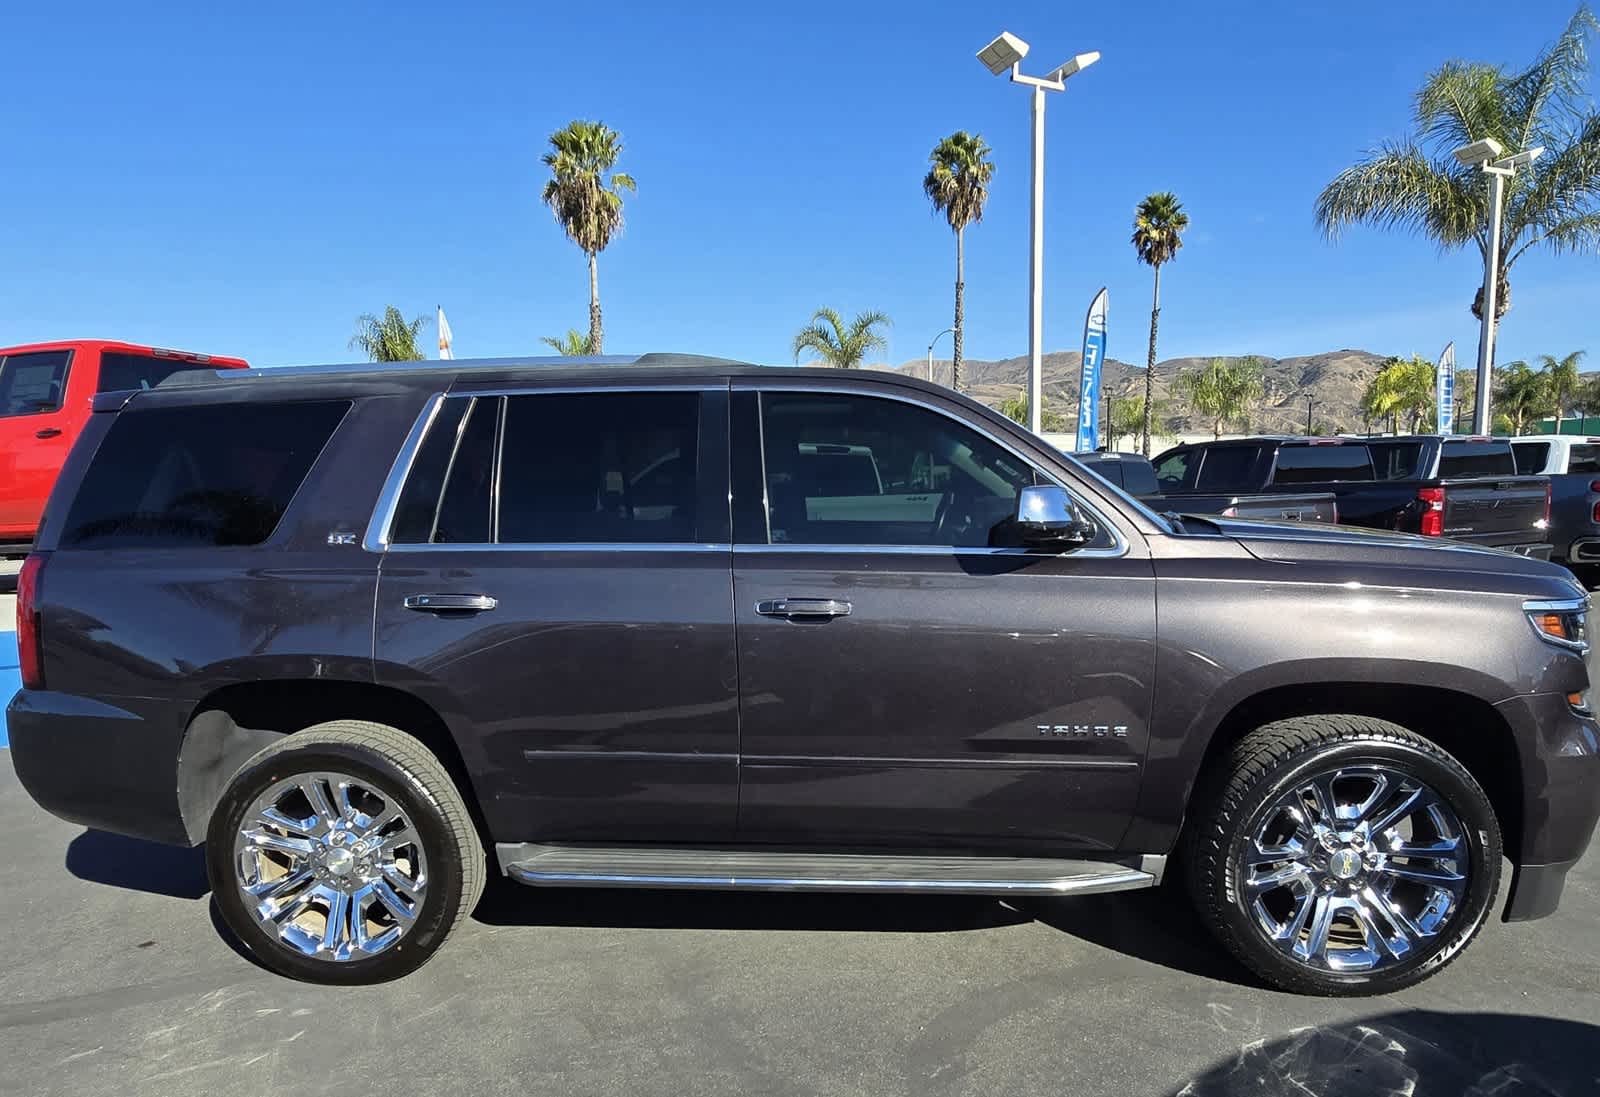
[1454,138,1544,435]
[926,327,954,385]
[977,32,1099,435]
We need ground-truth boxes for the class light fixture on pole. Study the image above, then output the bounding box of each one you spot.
[1453,138,1544,435]
[977,31,1099,435]
[926,327,954,385]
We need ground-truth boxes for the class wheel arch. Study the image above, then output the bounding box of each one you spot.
[176,678,487,848]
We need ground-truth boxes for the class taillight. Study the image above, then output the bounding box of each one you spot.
[16,552,46,690]
[1417,486,1446,536]
[1589,480,1600,492]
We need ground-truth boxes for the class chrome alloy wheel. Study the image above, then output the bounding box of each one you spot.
[232,771,428,962]
[1239,765,1469,973]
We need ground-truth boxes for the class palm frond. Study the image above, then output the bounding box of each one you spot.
[1506,5,1599,147]
[1315,143,1481,247]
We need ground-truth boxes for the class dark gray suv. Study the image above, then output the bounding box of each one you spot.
[9,355,1599,994]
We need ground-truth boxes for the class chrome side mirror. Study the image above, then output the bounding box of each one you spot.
[1016,485,1096,548]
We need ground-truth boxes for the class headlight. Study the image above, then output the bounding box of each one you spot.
[1524,597,1590,651]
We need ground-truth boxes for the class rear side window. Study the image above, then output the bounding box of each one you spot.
[1194,446,1263,492]
[1271,444,1374,483]
[1440,441,1516,478]
[391,397,497,544]
[60,400,348,548]
[96,351,219,393]
[1368,441,1424,479]
[1567,445,1600,474]
[0,350,71,416]
[1512,442,1551,475]
[499,392,701,543]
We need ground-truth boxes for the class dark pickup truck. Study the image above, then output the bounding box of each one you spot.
[1153,435,1552,557]
[9,357,1597,996]
[1072,450,1338,524]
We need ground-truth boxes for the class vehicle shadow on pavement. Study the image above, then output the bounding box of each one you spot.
[1165,1009,1600,1096]
[64,829,209,900]
[1018,884,1258,987]
[471,876,1033,933]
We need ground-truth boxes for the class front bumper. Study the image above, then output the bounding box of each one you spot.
[1494,691,1600,920]
[7,689,190,845]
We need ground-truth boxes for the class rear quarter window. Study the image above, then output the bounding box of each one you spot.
[0,350,72,416]
[60,400,349,548]
[1440,441,1517,478]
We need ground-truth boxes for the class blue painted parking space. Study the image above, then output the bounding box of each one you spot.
[0,631,16,747]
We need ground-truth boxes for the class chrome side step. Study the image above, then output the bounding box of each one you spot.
[495,843,1160,896]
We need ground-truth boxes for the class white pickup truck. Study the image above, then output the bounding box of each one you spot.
[1511,434,1600,579]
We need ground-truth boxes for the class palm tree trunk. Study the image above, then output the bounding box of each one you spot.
[587,250,602,354]
[952,228,964,393]
[1555,387,1564,435]
[1143,264,1161,456]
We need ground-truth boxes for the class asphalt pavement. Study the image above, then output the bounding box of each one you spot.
[0,746,1594,1097]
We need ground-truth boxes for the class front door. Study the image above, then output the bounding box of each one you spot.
[730,383,1156,852]
[374,384,738,845]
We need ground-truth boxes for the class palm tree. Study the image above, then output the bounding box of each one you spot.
[1177,357,1263,440]
[998,393,1067,433]
[1571,370,1600,430]
[1362,355,1438,433]
[1106,395,1170,450]
[1315,7,1600,360]
[541,120,636,355]
[1131,192,1190,456]
[349,306,428,362]
[923,131,994,393]
[1540,349,1587,432]
[1496,360,1555,434]
[540,329,595,356]
[792,308,891,369]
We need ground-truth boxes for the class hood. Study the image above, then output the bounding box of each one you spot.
[1197,515,1585,597]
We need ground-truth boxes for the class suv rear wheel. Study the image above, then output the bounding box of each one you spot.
[206,720,485,984]
[1186,714,1501,995]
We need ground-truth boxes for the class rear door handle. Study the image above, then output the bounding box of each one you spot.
[755,598,852,619]
[34,428,61,439]
[404,593,498,612]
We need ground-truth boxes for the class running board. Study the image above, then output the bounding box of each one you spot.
[495,843,1161,896]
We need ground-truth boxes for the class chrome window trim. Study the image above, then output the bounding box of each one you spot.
[737,382,1131,559]
[382,541,732,554]
[447,382,726,398]
[363,393,445,552]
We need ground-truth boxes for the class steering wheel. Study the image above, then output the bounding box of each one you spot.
[932,487,972,545]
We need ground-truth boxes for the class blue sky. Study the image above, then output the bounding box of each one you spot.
[2,0,1596,369]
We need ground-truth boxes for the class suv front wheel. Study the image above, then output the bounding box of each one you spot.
[206,720,485,984]
[1186,714,1501,995]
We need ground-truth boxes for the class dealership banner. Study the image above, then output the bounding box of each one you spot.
[1076,287,1108,452]
[1436,341,1455,433]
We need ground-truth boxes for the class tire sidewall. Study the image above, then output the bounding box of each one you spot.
[206,740,465,985]
[1216,738,1501,995]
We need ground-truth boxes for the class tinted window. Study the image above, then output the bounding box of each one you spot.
[1271,444,1374,483]
[1076,457,1125,489]
[392,397,497,545]
[498,392,700,543]
[758,392,1040,547]
[61,401,348,548]
[0,350,71,416]
[96,351,218,393]
[1368,441,1424,479]
[1121,458,1160,496]
[1568,445,1600,475]
[1512,442,1551,475]
[1153,450,1193,491]
[1194,446,1263,492]
[1440,441,1516,478]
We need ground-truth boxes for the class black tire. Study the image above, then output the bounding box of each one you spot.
[206,720,485,984]
[1185,715,1501,996]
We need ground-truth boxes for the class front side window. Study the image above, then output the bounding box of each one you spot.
[0,350,71,417]
[96,351,217,393]
[755,391,1041,547]
[61,400,349,548]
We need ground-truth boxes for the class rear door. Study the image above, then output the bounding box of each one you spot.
[729,380,1155,852]
[372,383,739,845]
[0,349,76,542]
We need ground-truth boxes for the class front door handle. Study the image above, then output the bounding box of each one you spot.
[404,593,498,613]
[34,428,61,439]
[755,598,852,619]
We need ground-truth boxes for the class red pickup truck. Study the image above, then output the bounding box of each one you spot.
[0,340,249,554]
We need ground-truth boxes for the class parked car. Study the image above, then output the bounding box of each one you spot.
[9,356,1598,995]
[0,340,249,559]
[1510,435,1600,581]
[1072,450,1338,523]
[1152,435,1552,557]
